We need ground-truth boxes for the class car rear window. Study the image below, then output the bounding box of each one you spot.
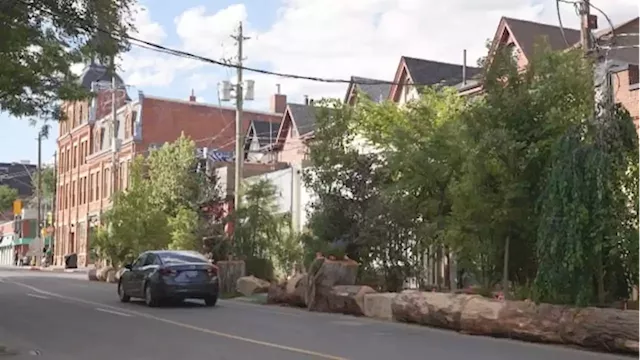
[158,252,208,264]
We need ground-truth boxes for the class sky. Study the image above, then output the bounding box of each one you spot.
[1,0,637,164]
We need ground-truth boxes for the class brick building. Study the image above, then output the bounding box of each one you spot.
[54,63,286,267]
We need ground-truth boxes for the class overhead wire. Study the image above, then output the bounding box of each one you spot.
[18,0,411,87]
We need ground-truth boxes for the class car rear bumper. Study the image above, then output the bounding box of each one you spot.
[155,279,219,299]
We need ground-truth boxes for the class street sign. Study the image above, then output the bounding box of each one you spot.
[13,199,22,215]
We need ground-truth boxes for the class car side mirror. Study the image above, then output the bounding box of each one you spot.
[124,264,133,270]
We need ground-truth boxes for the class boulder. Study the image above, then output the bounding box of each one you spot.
[305,258,359,312]
[363,292,397,321]
[87,268,99,281]
[267,275,306,307]
[105,268,118,283]
[325,285,376,316]
[115,268,127,281]
[391,290,639,354]
[96,266,114,282]
[236,275,271,297]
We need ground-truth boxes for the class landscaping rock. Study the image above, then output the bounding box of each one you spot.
[325,285,376,316]
[391,290,639,355]
[87,268,99,281]
[267,275,306,307]
[305,258,358,312]
[105,268,118,283]
[363,292,397,321]
[96,266,114,282]
[236,275,270,297]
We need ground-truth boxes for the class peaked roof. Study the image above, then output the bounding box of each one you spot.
[287,103,318,136]
[246,120,280,148]
[344,76,392,104]
[503,17,580,59]
[77,62,126,90]
[402,56,482,87]
[593,17,639,65]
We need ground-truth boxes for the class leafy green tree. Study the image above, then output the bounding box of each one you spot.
[0,0,137,121]
[0,185,18,212]
[98,156,169,265]
[32,166,56,201]
[168,206,200,251]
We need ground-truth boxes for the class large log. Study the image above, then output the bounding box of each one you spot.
[326,285,376,316]
[267,274,306,307]
[305,258,359,312]
[217,260,246,294]
[391,290,639,354]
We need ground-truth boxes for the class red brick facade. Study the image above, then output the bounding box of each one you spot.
[54,89,284,267]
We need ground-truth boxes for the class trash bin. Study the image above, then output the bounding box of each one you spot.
[64,253,78,269]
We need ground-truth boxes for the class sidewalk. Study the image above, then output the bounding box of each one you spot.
[0,264,90,273]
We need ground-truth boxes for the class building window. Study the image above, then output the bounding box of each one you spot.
[73,145,78,168]
[96,170,101,200]
[71,181,76,207]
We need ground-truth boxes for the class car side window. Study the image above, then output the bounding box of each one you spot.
[142,254,157,267]
[132,254,147,269]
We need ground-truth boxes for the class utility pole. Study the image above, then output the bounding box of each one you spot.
[51,151,57,263]
[579,0,593,54]
[231,22,249,213]
[36,131,42,266]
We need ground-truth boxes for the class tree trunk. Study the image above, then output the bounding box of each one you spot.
[391,290,638,354]
[217,260,246,294]
[326,285,376,315]
[305,258,359,312]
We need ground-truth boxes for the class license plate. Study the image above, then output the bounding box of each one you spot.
[185,271,198,278]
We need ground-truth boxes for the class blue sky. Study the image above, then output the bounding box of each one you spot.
[2,0,634,164]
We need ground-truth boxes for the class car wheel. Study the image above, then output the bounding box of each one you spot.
[118,281,130,303]
[204,296,217,307]
[144,283,159,307]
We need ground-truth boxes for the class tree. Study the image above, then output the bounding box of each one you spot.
[31,166,56,201]
[97,156,168,265]
[0,0,137,121]
[0,185,18,212]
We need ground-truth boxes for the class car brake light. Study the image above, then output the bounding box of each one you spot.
[207,265,218,277]
[159,268,176,276]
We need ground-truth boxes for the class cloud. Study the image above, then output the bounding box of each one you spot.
[132,0,640,106]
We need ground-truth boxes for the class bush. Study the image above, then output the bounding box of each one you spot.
[245,257,275,281]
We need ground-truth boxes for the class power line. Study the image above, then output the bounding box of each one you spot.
[19,0,415,87]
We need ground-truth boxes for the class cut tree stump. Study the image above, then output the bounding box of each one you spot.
[217,260,246,294]
[391,290,639,354]
[305,258,359,312]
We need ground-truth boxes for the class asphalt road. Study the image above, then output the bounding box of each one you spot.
[0,269,632,360]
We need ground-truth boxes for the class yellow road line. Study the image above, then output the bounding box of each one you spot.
[6,279,347,360]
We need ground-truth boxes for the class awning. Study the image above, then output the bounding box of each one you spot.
[0,236,14,248]
[12,238,34,246]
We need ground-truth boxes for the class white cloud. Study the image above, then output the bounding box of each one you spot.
[129,0,640,107]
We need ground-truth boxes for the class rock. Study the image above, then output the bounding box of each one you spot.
[363,292,397,321]
[105,268,118,283]
[267,275,306,307]
[325,285,376,316]
[115,268,127,281]
[391,290,639,355]
[96,266,114,282]
[305,259,359,312]
[87,268,99,281]
[236,275,271,296]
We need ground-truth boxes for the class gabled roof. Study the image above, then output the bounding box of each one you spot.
[344,76,392,104]
[246,120,280,148]
[287,103,318,137]
[503,17,580,59]
[77,62,126,90]
[389,56,482,101]
[592,17,639,65]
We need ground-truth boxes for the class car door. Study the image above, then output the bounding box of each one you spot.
[127,253,148,297]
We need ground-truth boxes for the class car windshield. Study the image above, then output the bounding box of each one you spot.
[158,252,208,264]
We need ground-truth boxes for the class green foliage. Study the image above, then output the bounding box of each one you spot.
[304,41,638,302]
[32,166,56,201]
[95,135,226,264]
[0,185,18,212]
[0,0,136,121]
[245,257,275,281]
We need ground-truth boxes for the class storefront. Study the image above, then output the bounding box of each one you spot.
[0,234,15,265]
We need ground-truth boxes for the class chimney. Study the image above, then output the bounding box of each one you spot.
[304,95,309,105]
[270,84,287,113]
[189,89,196,102]
[309,99,314,106]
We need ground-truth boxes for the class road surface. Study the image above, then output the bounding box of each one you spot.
[0,269,631,360]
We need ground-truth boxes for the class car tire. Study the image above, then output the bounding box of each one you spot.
[204,296,218,307]
[144,283,159,307]
[118,281,130,303]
